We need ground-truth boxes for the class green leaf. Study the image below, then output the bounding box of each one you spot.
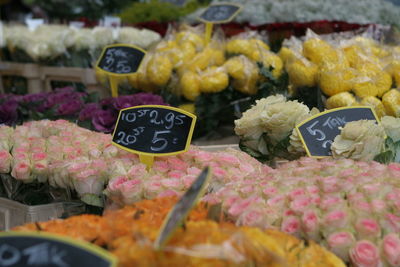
[81,194,104,207]
[374,151,395,164]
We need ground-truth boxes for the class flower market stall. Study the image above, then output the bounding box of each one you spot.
[1,0,400,266]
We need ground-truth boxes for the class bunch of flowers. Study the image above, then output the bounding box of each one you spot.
[279,32,400,117]
[188,0,400,27]
[210,156,400,266]
[13,196,344,267]
[0,88,167,134]
[235,94,400,163]
[2,24,161,64]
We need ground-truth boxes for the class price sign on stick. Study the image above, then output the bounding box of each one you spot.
[0,232,117,267]
[296,106,379,158]
[154,167,211,250]
[112,105,196,168]
[198,3,242,44]
[96,44,146,97]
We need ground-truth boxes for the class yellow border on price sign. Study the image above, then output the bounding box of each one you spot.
[95,43,147,77]
[295,106,380,158]
[198,2,243,24]
[112,105,197,157]
[0,231,118,266]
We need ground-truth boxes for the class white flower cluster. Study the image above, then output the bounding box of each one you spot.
[188,0,400,26]
[2,24,161,61]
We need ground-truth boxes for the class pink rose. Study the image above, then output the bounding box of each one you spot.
[355,218,381,240]
[186,167,201,176]
[371,199,386,214]
[161,178,183,190]
[108,176,128,191]
[382,233,400,266]
[228,197,259,217]
[350,240,380,267]
[238,209,265,227]
[167,157,189,171]
[157,189,178,198]
[281,216,301,237]
[290,196,312,213]
[121,179,142,204]
[385,213,400,233]
[217,153,240,165]
[301,210,320,241]
[323,210,349,232]
[288,188,305,200]
[73,169,104,195]
[262,186,277,197]
[168,170,185,179]
[327,231,355,262]
[0,150,12,173]
[320,196,344,211]
[127,164,147,179]
[11,161,32,181]
[321,176,341,193]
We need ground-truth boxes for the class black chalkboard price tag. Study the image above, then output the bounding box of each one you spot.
[0,232,117,267]
[96,44,146,97]
[154,167,211,250]
[112,105,196,167]
[296,106,379,158]
[198,3,242,24]
[96,44,146,75]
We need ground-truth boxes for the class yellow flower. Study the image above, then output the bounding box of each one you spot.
[303,38,338,65]
[176,31,204,50]
[278,47,297,64]
[146,53,172,87]
[178,103,196,115]
[180,71,201,101]
[352,65,392,98]
[286,59,318,88]
[386,60,400,87]
[331,120,386,161]
[225,55,260,95]
[326,92,357,109]
[199,67,229,93]
[226,39,253,57]
[382,89,400,117]
[360,96,386,118]
[249,38,270,51]
[319,67,356,96]
[180,42,196,64]
[155,40,178,52]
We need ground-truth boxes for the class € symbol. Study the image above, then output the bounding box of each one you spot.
[173,138,178,144]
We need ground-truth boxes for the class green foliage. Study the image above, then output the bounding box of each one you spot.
[374,137,400,164]
[119,0,209,24]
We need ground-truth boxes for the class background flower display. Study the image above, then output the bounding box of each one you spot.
[0,87,167,133]
[13,197,344,267]
[1,24,161,66]
[188,0,400,27]
[235,94,400,164]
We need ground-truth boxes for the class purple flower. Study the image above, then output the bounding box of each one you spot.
[92,109,117,133]
[79,103,101,121]
[57,99,83,116]
[0,100,18,125]
[22,92,48,103]
[112,95,140,110]
[99,97,114,108]
[134,92,166,106]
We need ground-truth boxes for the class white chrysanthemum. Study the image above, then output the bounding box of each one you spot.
[331,120,385,161]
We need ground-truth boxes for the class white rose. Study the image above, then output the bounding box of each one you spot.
[331,120,385,161]
[260,99,310,144]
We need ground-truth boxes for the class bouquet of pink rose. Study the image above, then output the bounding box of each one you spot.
[0,119,267,207]
[209,156,400,266]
